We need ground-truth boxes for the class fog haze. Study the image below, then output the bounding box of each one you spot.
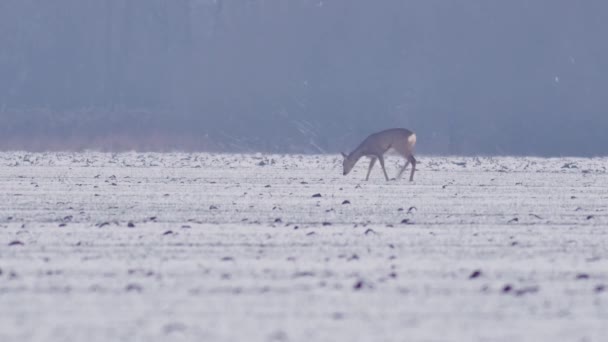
[1,0,607,155]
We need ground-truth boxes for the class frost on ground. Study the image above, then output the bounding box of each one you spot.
[0,152,607,342]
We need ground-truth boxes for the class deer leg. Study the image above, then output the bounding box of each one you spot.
[408,155,417,181]
[377,155,390,181]
[397,160,410,179]
[365,157,377,181]
[395,145,411,179]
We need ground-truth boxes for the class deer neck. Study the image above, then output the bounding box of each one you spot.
[348,147,365,162]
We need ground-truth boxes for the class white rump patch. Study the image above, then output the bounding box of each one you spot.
[408,133,417,148]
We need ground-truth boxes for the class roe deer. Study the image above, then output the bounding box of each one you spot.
[341,128,417,181]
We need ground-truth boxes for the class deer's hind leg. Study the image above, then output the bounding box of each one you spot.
[407,155,417,181]
[365,157,377,181]
[397,160,410,179]
[395,143,416,181]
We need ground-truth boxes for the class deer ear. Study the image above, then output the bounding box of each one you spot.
[341,152,347,158]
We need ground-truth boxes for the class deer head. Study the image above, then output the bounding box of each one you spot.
[341,152,357,176]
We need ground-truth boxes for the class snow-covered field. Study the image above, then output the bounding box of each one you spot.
[1,152,607,342]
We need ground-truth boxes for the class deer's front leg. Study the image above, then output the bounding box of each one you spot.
[365,157,377,181]
[377,155,390,181]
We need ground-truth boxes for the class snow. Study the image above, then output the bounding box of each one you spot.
[1,152,607,342]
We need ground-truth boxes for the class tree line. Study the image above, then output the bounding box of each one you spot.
[1,0,607,155]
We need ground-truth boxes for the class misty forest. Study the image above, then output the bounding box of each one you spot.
[1,0,607,155]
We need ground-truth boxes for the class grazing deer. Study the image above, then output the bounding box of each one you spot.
[341,128,417,181]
